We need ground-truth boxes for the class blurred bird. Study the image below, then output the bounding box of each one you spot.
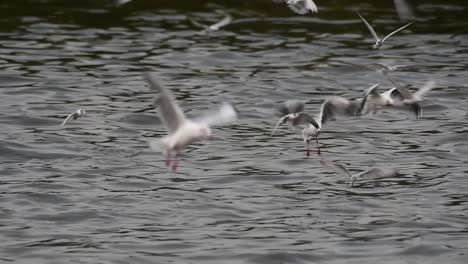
[355,10,413,49]
[145,72,238,172]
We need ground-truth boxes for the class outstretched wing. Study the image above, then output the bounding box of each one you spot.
[189,18,208,29]
[355,10,379,42]
[292,113,320,129]
[286,0,318,14]
[275,100,305,116]
[359,167,399,180]
[194,102,238,127]
[320,159,353,179]
[210,14,232,30]
[383,72,414,100]
[358,83,381,115]
[413,80,436,100]
[144,72,186,132]
[381,21,414,42]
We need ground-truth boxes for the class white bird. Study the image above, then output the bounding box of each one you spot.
[190,14,232,33]
[355,10,414,49]
[60,109,86,126]
[285,0,318,14]
[320,159,400,187]
[272,97,363,157]
[145,72,238,172]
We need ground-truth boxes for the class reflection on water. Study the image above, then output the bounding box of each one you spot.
[0,0,467,263]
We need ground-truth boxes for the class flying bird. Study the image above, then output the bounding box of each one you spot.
[60,109,86,126]
[355,10,414,49]
[145,72,238,172]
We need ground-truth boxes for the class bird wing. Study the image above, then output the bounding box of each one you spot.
[194,102,238,127]
[383,72,414,100]
[114,0,132,6]
[319,96,356,126]
[358,83,381,115]
[304,0,318,13]
[320,159,353,179]
[144,72,187,133]
[413,80,436,100]
[381,21,413,42]
[60,111,78,126]
[355,10,380,42]
[189,18,208,29]
[286,0,317,14]
[358,167,399,180]
[271,114,291,137]
[210,14,232,30]
[275,100,305,116]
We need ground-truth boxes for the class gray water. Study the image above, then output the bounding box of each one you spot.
[1,0,467,263]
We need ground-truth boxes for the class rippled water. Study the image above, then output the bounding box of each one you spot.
[1,0,467,263]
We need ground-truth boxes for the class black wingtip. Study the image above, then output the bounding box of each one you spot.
[410,103,422,119]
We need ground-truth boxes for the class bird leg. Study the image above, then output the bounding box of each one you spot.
[316,137,321,156]
[171,160,178,172]
[165,153,171,167]
[306,140,310,157]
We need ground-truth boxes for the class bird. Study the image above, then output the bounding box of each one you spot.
[285,0,318,14]
[189,13,232,33]
[357,83,396,115]
[382,72,436,118]
[355,10,414,49]
[271,97,363,157]
[145,72,238,172]
[320,159,400,187]
[60,109,86,126]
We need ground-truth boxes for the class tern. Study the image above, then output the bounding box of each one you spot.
[272,97,364,157]
[145,72,238,172]
[60,109,86,126]
[355,10,414,49]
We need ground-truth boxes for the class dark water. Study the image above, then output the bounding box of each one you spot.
[1,0,467,263]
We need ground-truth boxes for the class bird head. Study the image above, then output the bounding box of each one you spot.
[77,109,86,116]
